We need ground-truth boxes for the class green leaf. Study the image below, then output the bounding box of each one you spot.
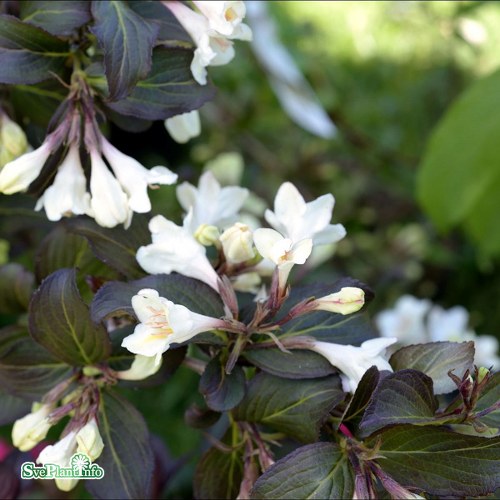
[66,216,150,279]
[0,325,71,399]
[0,389,31,425]
[90,47,216,120]
[243,348,336,379]
[234,373,344,443]
[0,15,69,84]
[417,69,500,255]
[475,371,500,431]
[372,425,500,497]
[35,222,119,298]
[199,354,246,412]
[0,263,34,314]
[194,435,244,500]
[389,341,474,394]
[359,369,438,437]
[90,1,159,101]
[91,273,224,324]
[341,366,382,432]
[29,268,111,366]
[128,1,193,45]
[86,389,154,499]
[20,1,91,36]
[251,442,354,499]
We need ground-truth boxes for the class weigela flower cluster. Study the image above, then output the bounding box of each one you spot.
[120,172,386,391]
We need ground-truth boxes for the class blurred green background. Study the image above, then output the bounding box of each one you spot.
[2,2,500,498]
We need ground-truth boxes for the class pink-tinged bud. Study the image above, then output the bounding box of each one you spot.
[313,287,365,315]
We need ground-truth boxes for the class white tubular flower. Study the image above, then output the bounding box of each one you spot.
[193,1,252,40]
[253,227,312,286]
[375,295,431,344]
[89,149,132,228]
[122,288,228,364]
[12,403,53,452]
[164,1,235,85]
[177,171,248,234]
[136,215,220,290]
[220,222,255,264]
[116,354,163,381]
[37,431,79,492]
[101,137,177,213]
[310,338,398,393]
[35,144,92,221]
[0,141,52,194]
[313,287,365,315]
[265,182,346,245]
[165,110,201,144]
[76,418,104,462]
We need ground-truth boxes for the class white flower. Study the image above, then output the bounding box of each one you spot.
[427,305,472,343]
[164,1,235,85]
[165,110,201,143]
[0,141,52,194]
[37,431,79,492]
[471,334,500,370]
[101,137,177,213]
[122,288,227,364]
[220,222,255,264]
[89,149,132,228]
[136,215,220,290]
[193,1,252,40]
[375,295,431,344]
[12,403,53,452]
[35,144,92,221]
[253,227,312,287]
[311,338,397,393]
[177,170,248,234]
[76,418,104,461]
[313,287,365,315]
[116,354,163,381]
[265,182,346,245]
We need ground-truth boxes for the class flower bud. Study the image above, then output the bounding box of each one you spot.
[194,223,220,246]
[76,418,104,461]
[477,366,490,384]
[1,118,28,157]
[12,403,53,451]
[116,354,162,381]
[220,223,255,263]
[314,287,365,315]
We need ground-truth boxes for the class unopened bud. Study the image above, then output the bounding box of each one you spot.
[12,403,53,451]
[116,354,162,381]
[83,366,102,377]
[76,418,104,461]
[477,366,490,384]
[194,223,220,246]
[220,223,255,264]
[314,287,365,315]
[1,119,28,157]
